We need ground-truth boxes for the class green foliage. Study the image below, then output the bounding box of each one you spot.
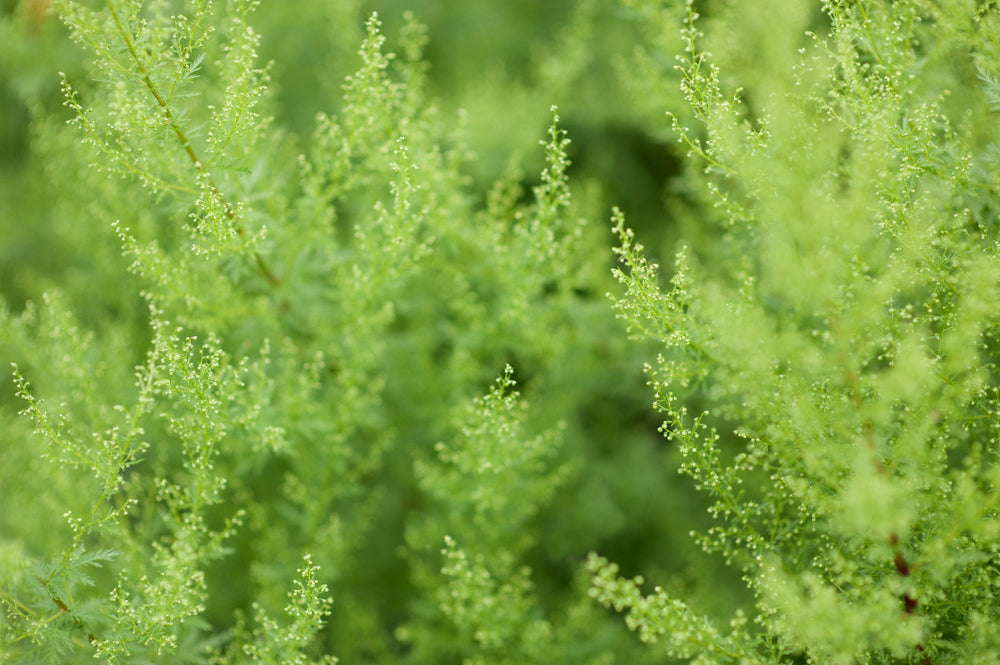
[238,555,335,665]
[1,1,658,663]
[595,0,1000,663]
[3,0,1000,664]
[587,552,754,663]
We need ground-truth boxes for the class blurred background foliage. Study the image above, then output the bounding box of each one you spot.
[0,0,756,661]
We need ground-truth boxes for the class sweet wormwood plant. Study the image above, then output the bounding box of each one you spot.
[1,1,659,664]
[591,0,1000,664]
[6,0,1000,664]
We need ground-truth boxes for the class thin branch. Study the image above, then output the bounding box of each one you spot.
[105,0,282,286]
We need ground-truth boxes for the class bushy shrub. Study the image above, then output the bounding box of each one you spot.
[2,1,999,664]
[593,1,1000,662]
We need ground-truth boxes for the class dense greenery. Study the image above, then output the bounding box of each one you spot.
[2,1,1000,663]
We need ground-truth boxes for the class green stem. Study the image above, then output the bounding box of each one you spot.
[104,0,282,287]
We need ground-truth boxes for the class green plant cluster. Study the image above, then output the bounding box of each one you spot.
[2,0,1000,664]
